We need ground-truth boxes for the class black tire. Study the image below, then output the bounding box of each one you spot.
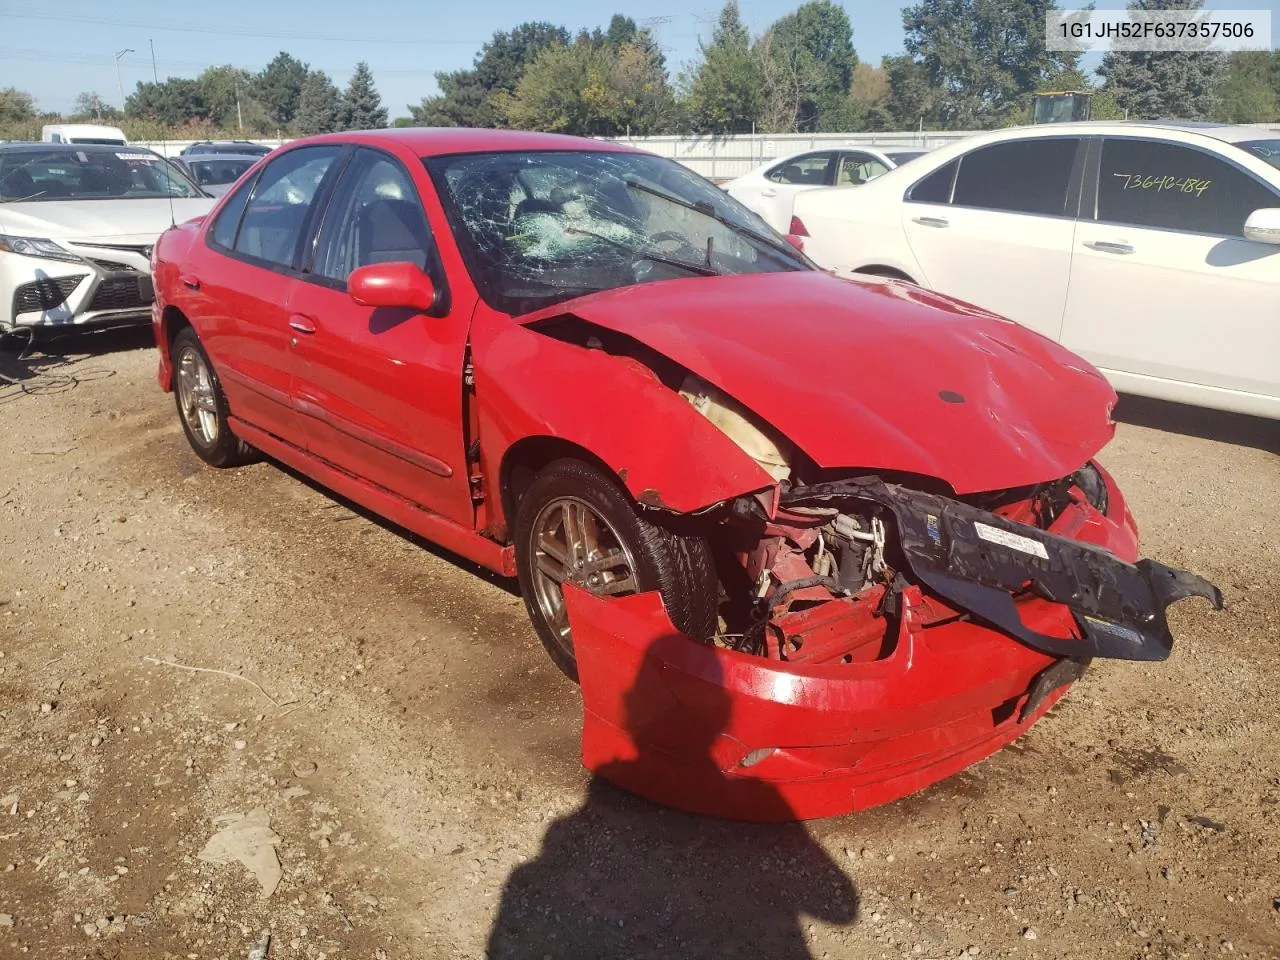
[513,457,718,681]
[171,326,257,468]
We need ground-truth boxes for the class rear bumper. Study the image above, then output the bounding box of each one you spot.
[569,586,1079,822]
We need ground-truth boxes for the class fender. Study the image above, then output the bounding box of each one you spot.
[470,308,775,536]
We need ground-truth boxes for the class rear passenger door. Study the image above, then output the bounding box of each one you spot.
[1063,136,1280,407]
[901,137,1083,340]
[754,151,836,232]
[190,145,344,442]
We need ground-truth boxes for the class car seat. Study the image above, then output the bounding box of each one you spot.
[355,198,430,271]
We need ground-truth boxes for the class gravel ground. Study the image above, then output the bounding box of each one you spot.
[0,330,1277,960]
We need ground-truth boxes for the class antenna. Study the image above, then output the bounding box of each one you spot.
[149,37,177,228]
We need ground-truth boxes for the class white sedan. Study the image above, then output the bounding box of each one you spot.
[723,146,927,233]
[791,122,1280,420]
[0,143,214,332]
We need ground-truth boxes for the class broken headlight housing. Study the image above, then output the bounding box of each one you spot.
[1073,461,1109,515]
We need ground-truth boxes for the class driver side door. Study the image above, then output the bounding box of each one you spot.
[286,146,476,526]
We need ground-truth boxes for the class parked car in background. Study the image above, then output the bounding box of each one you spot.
[149,128,1218,821]
[41,123,128,146]
[724,146,927,232]
[175,153,261,197]
[791,122,1280,420]
[0,143,213,332]
[180,140,272,158]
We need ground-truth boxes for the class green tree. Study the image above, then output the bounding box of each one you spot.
[1098,0,1224,120]
[848,63,892,130]
[612,39,678,135]
[756,0,857,131]
[412,21,569,127]
[683,1,764,133]
[125,78,211,126]
[297,70,346,134]
[342,62,388,130]
[1213,50,1278,123]
[70,92,122,122]
[0,87,36,125]
[197,66,257,131]
[900,0,1082,128]
[500,39,621,134]
[882,54,941,129]
[254,51,309,129]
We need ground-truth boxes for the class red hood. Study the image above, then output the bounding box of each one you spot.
[523,272,1116,494]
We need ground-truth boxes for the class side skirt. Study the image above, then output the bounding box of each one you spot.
[229,416,517,577]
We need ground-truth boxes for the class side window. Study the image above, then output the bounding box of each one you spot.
[765,152,836,186]
[837,153,889,186]
[232,146,342,268]
[208,174,258,249]
[311,150,433,284]
[1097,138,1279,236]
[907,159,957,204]
[951,139,1079,216]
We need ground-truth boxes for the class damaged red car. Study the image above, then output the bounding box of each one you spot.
[151,129,1222,821]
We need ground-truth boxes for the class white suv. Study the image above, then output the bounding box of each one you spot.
[791,122,1280,420]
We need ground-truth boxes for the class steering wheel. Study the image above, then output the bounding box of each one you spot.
[647,230,702,260]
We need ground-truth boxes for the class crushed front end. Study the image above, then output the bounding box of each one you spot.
[570,463,1222,821]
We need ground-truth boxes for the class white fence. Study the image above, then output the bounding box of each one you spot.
[132,131,974,179]
[603,131,979,180]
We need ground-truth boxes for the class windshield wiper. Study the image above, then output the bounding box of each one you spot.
[623,179,806,266]
[563,225,720,277]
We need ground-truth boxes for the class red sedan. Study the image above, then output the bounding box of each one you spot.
[151,129,1221,820]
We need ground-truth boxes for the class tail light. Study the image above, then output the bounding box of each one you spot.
[788,215,809,237]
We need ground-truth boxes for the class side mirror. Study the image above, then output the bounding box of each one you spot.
[1243,208,1280,245]
[348,261,437,312]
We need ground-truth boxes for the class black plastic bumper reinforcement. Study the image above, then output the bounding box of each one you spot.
[780,477,1224,662]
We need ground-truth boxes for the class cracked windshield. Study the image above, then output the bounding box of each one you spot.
[427,150,806,314]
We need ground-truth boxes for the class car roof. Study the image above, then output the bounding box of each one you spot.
[944,120,1280,145]
[0,142,156,156]
[180,153,262,162]
[293,127,643,158]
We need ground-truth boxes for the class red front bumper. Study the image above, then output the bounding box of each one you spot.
[569,585,1078,822]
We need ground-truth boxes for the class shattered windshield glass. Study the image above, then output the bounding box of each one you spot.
[425,150,808,315]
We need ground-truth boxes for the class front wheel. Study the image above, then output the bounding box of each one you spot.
[171,327,257,468]
[513,458,718,681]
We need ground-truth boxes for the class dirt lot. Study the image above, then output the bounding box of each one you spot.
[0,331,1277,960]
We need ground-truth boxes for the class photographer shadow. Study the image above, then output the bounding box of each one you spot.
[487,627,860,959]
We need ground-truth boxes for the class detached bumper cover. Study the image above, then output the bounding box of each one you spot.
[568,479,1222,822]
[782,478,1224,662]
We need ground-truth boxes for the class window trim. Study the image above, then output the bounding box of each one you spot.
[904,157,958,204]
[297,144,449,311]
[948,136,1085,220]
[1088,134,1280,240]
[764,151,837,186]
[205,143,351,277]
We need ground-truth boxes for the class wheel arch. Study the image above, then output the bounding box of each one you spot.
[156,305,192,391]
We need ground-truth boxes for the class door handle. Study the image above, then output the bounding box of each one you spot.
[180,275,200,290]
[911,216,949,228]
[1085,240,1134,255]
[760,188,777,198]
[288,314,317,334]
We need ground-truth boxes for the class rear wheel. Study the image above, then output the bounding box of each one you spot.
[513,458,718,681]
[171,327,257,468]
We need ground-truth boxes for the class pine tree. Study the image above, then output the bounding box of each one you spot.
[684,1,765,133]
[296,70,345,134]
[1099,0,1224,120]
[342,62,388,130]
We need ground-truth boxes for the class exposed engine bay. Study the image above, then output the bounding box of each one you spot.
[675,374,1223,667]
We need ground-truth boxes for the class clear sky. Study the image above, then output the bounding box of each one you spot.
[3,0,1279,119]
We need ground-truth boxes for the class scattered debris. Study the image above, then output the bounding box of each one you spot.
[280,786,310,800]
[1186,815,1226,833]
[0,913,13,928]
[247,929,271,960]
[140,655,281,707]
[197,808,283,897]
[291,760,318,778]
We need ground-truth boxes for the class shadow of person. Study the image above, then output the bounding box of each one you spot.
[487,631,860,959]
